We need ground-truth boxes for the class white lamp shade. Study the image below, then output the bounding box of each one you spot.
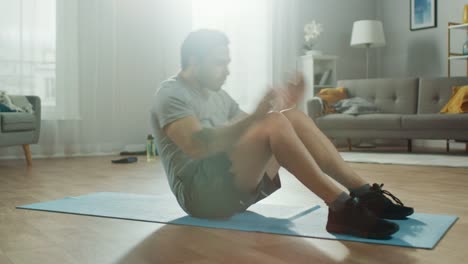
[350,20,386,48]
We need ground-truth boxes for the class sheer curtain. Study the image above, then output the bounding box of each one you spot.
[192,0,299,113]
[0,0,79,120]
[271,0,301,84]
[55,0,79,120]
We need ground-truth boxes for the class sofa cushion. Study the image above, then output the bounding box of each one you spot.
[1,113,36,132]
[337,78,419,114]
[418,77,468,114]
[402,114,468,130]
[316,113,402,130]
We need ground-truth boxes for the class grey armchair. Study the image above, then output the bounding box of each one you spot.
[0,96,41,166]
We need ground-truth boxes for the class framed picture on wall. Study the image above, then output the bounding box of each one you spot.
[410,0,437,31]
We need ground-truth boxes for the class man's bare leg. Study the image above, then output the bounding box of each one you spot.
[281,108,368,190]
[282,109,414,221]
[228,112,344,204]
[227,111,400,239]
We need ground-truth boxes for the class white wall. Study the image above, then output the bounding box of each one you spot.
[377,0,467,78]
[298,0,379,80]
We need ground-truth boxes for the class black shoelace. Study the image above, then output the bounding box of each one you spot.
[371,183,404,206]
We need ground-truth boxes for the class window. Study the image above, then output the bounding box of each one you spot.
[0,0,56,108]
[0,0,79,120]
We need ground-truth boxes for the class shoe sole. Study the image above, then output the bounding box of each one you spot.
[326,223,399,240]
[380,209,415,220]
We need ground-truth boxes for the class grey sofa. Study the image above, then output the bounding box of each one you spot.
[0,96,41,165]
[307,77,468,152]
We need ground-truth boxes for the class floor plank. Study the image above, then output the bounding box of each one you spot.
[1,155,467,263]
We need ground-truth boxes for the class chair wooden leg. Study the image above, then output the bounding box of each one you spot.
[446,139,450,153]
[407,139,412,153]
[465,143,468,153]
[22,144,32,166]
[347,138,352,151]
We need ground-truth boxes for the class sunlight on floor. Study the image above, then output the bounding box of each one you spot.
[304,238,350,262]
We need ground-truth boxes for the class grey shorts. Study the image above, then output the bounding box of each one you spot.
[175,152,281,219]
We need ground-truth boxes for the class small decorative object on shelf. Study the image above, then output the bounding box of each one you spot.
[463,36,468,55]
[462,6,468,56]
[303,20,323,55]
[464,5,468,24]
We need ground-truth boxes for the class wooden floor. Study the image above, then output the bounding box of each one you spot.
[1,153,468,264]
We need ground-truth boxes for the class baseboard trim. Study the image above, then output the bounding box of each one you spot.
[0,152,119,160]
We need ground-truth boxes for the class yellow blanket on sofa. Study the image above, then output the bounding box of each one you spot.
[440,85,468,113]
[317,87,348,114]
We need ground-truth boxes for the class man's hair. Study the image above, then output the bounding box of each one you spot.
[180,29,229,70]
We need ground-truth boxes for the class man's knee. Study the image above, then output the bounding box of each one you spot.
[281,108,302,121]
[263,111,291,129]
[282,108,316,127]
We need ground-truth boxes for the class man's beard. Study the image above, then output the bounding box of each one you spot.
[206,83,222,91]
[202,78,225,92]
[196,70,225,92]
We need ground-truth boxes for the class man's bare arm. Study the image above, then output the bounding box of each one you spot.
[225,110,248,125]
[191,113,258,157]
[164,90,276,159]
[164,113,257,159]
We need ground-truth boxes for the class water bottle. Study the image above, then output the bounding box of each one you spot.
[146,134,155,161]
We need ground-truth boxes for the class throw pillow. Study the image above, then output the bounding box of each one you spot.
[440,85,468,113]
[316,87,348,113]
[0,103,16,112]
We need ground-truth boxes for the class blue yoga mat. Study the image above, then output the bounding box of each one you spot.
[17,192,457,249]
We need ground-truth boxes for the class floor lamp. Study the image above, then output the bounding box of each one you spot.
[350,20,386,78]
[349,20,386,149]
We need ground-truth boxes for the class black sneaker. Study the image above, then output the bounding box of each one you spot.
[354,183,414,220]
[326,197,399,239]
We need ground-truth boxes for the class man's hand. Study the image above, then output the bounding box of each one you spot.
[272,72,306,111]
[252,88,277,120]
[285,72,305,106]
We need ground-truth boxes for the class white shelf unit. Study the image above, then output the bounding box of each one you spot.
[447,23,468,152]
[448,23,468,30]
[448,22,468,76]
[299,54,338,113]
[449,55,468,60]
